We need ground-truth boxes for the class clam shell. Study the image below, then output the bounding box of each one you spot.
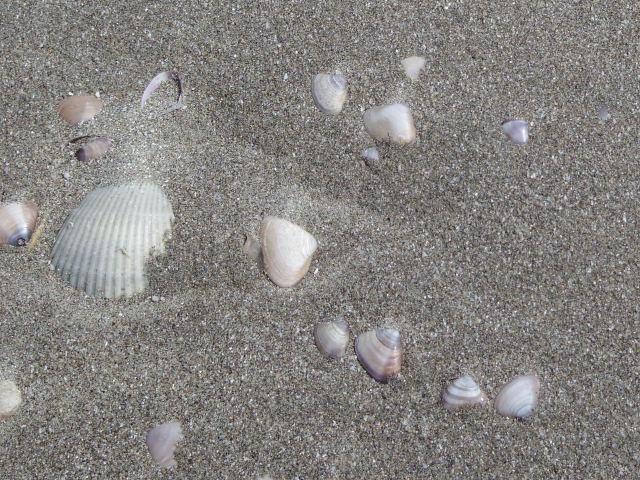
[0,202,38,247]
[501,119,529,145]
[314,319,349,358]
[354,328,402,383]
[146,422,183,467]
[494,374,541,419]
[260,216,317,288]
[58,95,104,124]
[75,137,111,162]
[401,56,426,81]
[311,74,348,115]
[0,380,22,420]
[363,103,416,145]
[441,376,488,412]
[51,182,174,298]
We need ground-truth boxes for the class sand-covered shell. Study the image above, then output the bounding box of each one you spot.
[58,95,104,124]
[363,104,416,145]
[50,182,174,298]
[146,422,183,467]
[494,374,541,419]
[0,202,38,247]
[0,380,21,420]
[401,56,426,80]
[75,137,111,162]
[314,319,349,358]
[311,74,348,115]
[441,376,488,411]
[501,119,529,145]
[361,147,380,165]
[260,216,317,288]
[355,328,402,383]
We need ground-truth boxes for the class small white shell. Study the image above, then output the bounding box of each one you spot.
[494,374,541,419]
[0,380,21,420]
[501,119,529,145]
[363,104,416,145]
[311,74,348,115]
[361,147,380,164]
[401,56,426,80]
[260,216,318,288]
[354,328,402,383]
[314,319,349,358]
[441,376,488,412]
[146,422,183,467]
[0,202,38,247]
[58,95,104,124]
[597,107,612,121]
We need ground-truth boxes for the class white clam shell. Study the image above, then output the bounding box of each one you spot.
[354,328,402,383]
[363,103,416,145]
[401,56,426,81]
[0,380,22,420]
[441,376,488,412]
[51,182,174,298]
[0,202,38,247]
[314,319,349,358]
[260,216,317,288]
[494,374,541,419]
[146,422,183,467]
[501,119,529,145]
[311,73,348,115]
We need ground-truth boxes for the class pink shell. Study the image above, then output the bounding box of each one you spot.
[146,422,183,467]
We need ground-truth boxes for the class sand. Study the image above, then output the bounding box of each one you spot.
[1,0,638,478]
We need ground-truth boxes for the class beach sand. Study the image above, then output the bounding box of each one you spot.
[1,1,638,478]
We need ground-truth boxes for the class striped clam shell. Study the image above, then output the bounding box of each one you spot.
[311,73,348,115]
[441,376,488,412]
[494,374,541,419]
[51,182,174,298]
[354,328,402,383]
[314,319,349,359]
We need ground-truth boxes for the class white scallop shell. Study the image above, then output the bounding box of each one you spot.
[146,422,183,467]
[494,374,541,419]
[0,380,21,420]
[260,216,317,288]
[354,328,402,383]
[311,74,348,115]
[363,104,416,145]
[0,202,38,247]
[501,119,529,145]
[51,182,174,298]
[441,376,488,412]
[401,56,426,80]
[314,319,349,358]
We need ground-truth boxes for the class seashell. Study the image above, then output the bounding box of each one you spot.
[311,73,348,115]
[441,375,488,412]
[363,103,416,145]
[70,136,111,162]
[0,380,22,420]
[58,95,104,124]
[361,146,380,165]
[354,328,402,383]
[146,422,183,467]
[494,374,541,419]
[141,71,184,113]
[501,119,529,145]
[0,202,38,247]
[314,319,349,358]
[260,216,317,288]
[597,107,612,121]
[51,182,174,298]
[401,56,426,81]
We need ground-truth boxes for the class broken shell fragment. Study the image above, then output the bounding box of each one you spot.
[50,182,174,298]
[70,135,111,162]
[355,328,402,383]
[363,103,416,145]
[597,107,612,121]
[0,380,21,420]
[401,56,426,81]
[260,216,317,288]
[58,95,104,124]
[361,147,380,165]
[141,71,184,113]
[314,319,349,358]
[494,374,541,419]
[311,73,348,115]
[501,119,529,145]
[441,376,488,412]
[0,202,38,247]
[146,422,183,468]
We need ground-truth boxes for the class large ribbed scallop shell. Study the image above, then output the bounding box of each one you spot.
[260,216,317,288]
[314,319,349,359]
[494,374,540,419]
[354,328,402,383]
[146,422,183,468]
[311,74,348,115]
[441,376,488,412]
[0,202,38,247]
[58,95,104,124]
[51,182,174,298]
[363,103,416,145]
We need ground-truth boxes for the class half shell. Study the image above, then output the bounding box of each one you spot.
[311,74,348,115]
[501,119,529,145]
[494,374,541,419]
[354,328,402,383]
[314,319,349,359]
[51,182,174,298]
[0,202,38,247]
[58,95,104,124]
[363,103,416,145]
[146,422,183,467]
[441,376,488,412]
[260,216,317,288]
[0,380,21,420]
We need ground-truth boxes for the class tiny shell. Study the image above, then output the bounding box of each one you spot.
[363,104,416,145]
[354,328,402,383]
[494,374,541,419]
[501,119,529,145]
[58,95,104,124]
[401,56,426,80]
[71,136,111,162]
[0,202,38,247]
[314,319,349,358]
[260,216,318,288]
[361,147,380,164]
[597,107,612,121]
[0,380,21,420]
[441,376,488,412]
[311,73,348,115]
[146,422,183,467]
